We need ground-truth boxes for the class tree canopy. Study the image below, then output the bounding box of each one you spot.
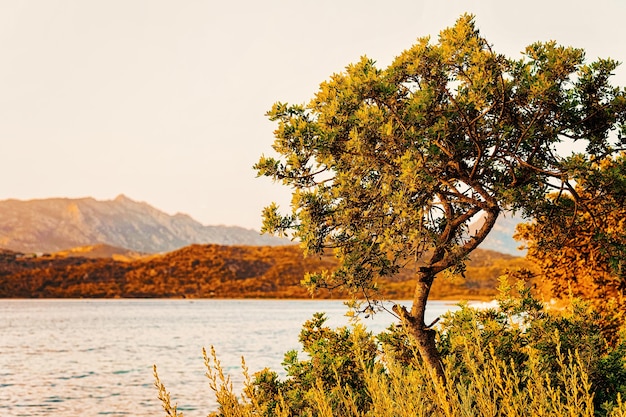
[255,14,626,378]
[516,152,626,336]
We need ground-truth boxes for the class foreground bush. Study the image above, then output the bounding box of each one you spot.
[155,282,626,417]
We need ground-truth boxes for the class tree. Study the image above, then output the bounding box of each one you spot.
[255,14,626,380]
[515,152,626,335]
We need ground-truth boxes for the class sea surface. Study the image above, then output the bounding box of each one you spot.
[0,299,461,416]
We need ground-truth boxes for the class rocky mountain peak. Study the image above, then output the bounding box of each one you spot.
[0,196,288,253]
[469,211,526,256]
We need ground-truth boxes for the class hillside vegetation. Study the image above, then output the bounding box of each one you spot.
[0,245,529,299]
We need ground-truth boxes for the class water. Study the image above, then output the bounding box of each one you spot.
[0,299,460,416]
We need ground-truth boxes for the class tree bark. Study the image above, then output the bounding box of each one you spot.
[392,207,501,384]
[393,267,445,384]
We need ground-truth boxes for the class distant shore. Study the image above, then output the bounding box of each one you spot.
[0,244,528,300]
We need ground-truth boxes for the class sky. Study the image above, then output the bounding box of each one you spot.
[1,1,625,230]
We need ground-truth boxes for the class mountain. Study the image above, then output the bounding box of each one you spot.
[469,211,526,256]
[0,195,288,253]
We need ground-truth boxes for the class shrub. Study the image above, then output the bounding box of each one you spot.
[155,281,626,416]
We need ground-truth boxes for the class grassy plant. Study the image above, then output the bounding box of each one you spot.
[156,331,625,417]
[153,365,184,417]
[155,284,626,417]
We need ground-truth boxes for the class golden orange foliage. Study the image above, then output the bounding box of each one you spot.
[515,154,626,331]
[0,245,527,300]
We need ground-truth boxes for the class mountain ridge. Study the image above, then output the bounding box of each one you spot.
[0,195,288,253]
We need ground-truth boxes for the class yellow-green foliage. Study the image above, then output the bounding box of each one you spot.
[155,338,626,417]
[154,284,626,417]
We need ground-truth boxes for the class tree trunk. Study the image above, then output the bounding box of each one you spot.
[394,267,445,383]
[392,207,500,383]
[411,268,446,383]
[413,324,444,383]
[393,267,445,384]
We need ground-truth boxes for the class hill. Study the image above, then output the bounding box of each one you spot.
[0,244,532,299]
[0,195,287,253]
[51,243,146,261]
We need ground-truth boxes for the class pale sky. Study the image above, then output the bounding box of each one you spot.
[1,1,625,230]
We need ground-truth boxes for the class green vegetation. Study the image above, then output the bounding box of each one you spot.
[254,13,626,376]
[153,13,626,416]
[154,281,626,416]
[516,152,626,338]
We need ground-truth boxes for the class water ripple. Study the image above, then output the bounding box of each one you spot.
[0,299,458,416]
